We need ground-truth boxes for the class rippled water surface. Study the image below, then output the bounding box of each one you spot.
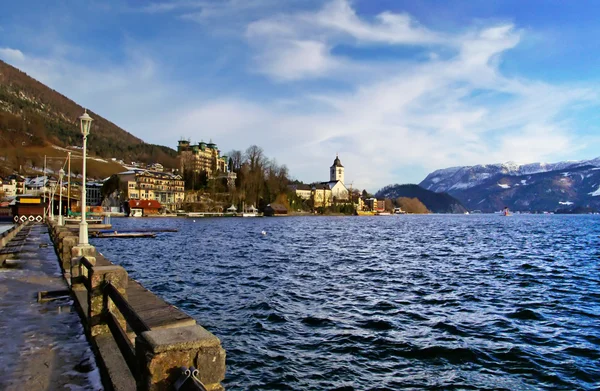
[93,215,600,390]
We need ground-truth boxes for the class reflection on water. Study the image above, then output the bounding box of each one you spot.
[93,215,600,390]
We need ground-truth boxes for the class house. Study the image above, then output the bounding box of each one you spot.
[86,181,103,206]
[1,179,17,197]
[0,201,11,222]
[7,175,26,195]
[149,163,164,172]
[362,198,385,212]
[10,195,45,222]
[126,199,162,216]
[118,169,185,211]
[264,203,288,216]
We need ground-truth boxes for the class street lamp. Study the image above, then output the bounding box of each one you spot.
[58,168,65,226]
[79,110,93,245]
[50,182,56,220]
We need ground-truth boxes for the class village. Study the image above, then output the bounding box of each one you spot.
[0,139,402,221]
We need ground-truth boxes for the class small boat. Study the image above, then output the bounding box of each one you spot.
[375,212,392,216]
[501,207,511,216]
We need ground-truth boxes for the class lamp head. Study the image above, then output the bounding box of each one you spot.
[79,109,93,136]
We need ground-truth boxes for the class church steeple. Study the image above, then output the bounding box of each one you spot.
[330,154,344,184]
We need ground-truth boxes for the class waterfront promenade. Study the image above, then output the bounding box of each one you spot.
[0,221,226,391]
[0,223,101,390]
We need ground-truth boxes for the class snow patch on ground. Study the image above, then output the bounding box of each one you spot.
[562,172,570,177]
[559,201,574,205]
[51,145,71,152]
[521,180,527,185]
[497,183,511,189]
[589,185,600,196]
[449,182,472,190]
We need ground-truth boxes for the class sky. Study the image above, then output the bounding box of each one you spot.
[2,0,600,191]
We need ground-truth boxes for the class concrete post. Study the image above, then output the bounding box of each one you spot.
[135,325,226,391]
[70,244,96,287]
[88,265,128,337]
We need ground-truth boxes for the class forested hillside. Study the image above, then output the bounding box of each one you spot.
[0,60,178,170]
[376,184,467,213]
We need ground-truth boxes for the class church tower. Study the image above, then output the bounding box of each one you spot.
[330,154,344,184]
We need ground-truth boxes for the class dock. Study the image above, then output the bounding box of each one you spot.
[90,231,157,238]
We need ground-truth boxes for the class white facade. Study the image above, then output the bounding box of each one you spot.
[330,154,345,184]
[1,180,17,197]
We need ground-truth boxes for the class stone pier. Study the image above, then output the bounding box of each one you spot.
[46,219,226,390]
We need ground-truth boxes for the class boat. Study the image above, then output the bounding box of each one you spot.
[131,209,143,217]
[375,212,392,216]
[501,207,511,216]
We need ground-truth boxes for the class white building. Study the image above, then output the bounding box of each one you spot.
[290,154,349,207]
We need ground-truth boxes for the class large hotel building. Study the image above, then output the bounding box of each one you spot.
[177,140,228,176]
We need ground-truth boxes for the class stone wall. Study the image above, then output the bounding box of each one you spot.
[47,219,226,391]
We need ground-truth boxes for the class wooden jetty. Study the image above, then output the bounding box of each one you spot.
[65,224,113,231]
[90,231,156,239]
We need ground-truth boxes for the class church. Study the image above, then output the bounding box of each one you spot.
[290,155,349,207]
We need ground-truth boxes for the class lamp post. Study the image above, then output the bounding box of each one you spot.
[50,183,56,220]
[58,168,65,226]
[79,110,93,245]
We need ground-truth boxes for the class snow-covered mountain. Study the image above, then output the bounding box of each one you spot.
[419,157,600,212]
[420,157,600,193]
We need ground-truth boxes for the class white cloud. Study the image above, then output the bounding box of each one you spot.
[2,1,598,191]
[312,0,442,44]
[252,40,340,81]
[0,48,25,62]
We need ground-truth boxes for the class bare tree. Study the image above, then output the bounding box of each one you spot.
[227,150,243,172]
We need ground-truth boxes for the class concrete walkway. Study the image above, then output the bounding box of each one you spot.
[0,224,102,391]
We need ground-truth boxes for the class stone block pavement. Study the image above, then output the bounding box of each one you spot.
[0,223,103,390]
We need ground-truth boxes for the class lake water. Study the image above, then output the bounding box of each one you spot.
[92,215,600,390]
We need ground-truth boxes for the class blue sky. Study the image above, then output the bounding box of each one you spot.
[2,0,600,191]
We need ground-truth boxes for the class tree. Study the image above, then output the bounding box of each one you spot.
[101,174,121,199]
[384,198,394,212]
[396,197,429,214]
[227,150,243,172]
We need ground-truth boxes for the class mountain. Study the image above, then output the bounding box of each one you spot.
[375,184,468,213]
[420,158,600,193]
[0,60,178,173]
[419,158,600,212]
